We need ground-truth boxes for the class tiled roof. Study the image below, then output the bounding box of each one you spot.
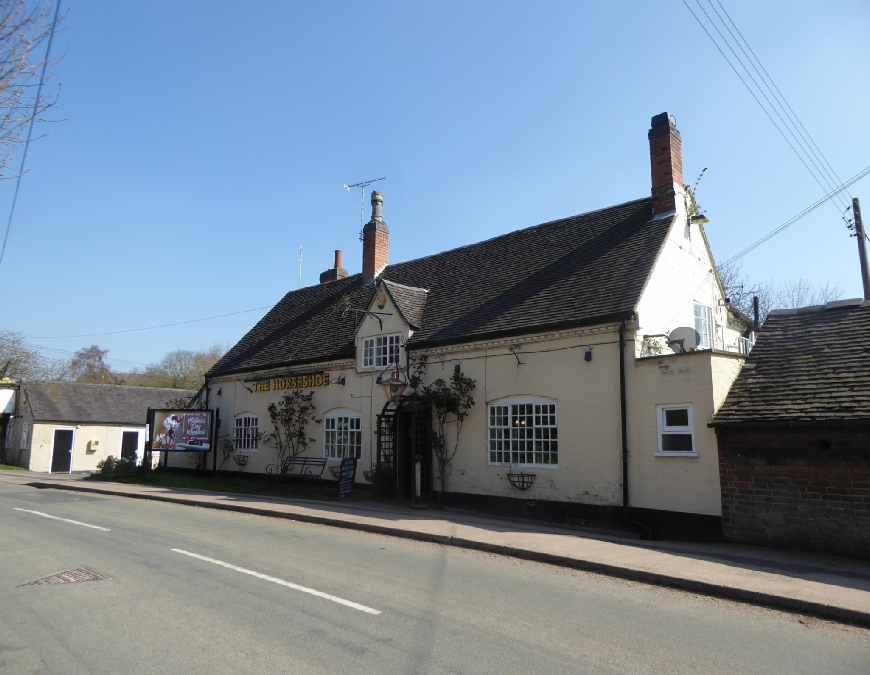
[383,280,428,329]
[24,382,198,426]
[713,300,870,426]
[210,197,672,376]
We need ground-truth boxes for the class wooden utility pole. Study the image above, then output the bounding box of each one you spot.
[854,198,870,300]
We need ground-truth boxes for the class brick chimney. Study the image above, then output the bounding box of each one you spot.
[362,190,388,282]
[319,250,348,284]
[648,112,683,216]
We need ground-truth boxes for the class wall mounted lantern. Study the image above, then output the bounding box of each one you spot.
[377,365,407,404]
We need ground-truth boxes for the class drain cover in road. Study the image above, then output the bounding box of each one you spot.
[18,568,109,587]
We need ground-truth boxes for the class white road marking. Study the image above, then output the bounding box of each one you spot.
[171,548,381,615]
[13,508,110,531]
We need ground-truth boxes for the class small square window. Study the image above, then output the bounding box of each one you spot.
[656,404,696,456]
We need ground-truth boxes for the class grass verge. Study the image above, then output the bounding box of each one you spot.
[84,471,371,502]
[0,464,27,471]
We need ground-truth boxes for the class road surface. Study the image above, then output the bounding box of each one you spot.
[1,481,868,674]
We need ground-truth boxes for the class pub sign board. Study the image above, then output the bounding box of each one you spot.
[150,409,214,452]
[338,457,357,497]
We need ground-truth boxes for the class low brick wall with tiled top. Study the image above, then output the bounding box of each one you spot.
[717,426,870,560]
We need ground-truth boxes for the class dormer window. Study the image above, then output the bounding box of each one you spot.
[362,334,402,369]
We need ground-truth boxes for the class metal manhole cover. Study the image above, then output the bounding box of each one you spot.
[18,567,109,587]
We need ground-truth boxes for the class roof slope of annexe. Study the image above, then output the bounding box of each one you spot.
[24,382,198,426]
[209,197,674,376]
[712,300,870,426]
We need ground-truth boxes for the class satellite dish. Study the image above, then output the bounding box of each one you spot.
[668,327,700,353]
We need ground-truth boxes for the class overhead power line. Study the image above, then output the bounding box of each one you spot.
[28,303,275,339]
[26,341,150,368]
[0,0,63,268]
[682,0,853,222]
[709,0,852,205]
[719,163,870,268]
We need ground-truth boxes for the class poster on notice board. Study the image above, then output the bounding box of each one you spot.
[149,409,213,452]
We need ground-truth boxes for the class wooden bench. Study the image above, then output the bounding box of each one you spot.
[266,456,327,479]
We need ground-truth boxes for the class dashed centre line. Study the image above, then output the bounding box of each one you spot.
[171,548,381,615]
[12,508,111,531]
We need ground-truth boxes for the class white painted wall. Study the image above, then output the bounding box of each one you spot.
[25,423,148,473]
[636,192,746,355]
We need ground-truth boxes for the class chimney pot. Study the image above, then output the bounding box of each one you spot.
[319,248,348,284]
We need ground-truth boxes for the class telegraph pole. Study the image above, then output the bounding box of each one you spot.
[854,198,870,300]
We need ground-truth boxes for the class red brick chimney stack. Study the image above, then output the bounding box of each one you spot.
[362,190,389,282]
[648,112,683,216]
[319,249,348,284]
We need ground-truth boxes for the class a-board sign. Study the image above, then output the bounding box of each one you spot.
[338,457,357,497]
[150,409,214,452]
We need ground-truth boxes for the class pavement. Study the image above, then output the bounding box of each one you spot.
[3,469,870,627]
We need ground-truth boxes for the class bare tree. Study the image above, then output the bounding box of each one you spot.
[0,328,70,380]
[125,343,225,390]
[0,0,64,179]
[260,389,321,470]
[69,345,114,384]
[719,264,842,325]
[778,278,842,308]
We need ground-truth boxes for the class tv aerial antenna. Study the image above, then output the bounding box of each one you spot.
[344,177,386,242]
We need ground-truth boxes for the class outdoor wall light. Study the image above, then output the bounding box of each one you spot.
[454,363,461,375]
[338,375,346,386]
[585,347,592,362]
[216,388,222,396]
[378,365,408,404]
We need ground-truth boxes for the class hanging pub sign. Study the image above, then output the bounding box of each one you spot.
[248,372,330,393]
[149,409,214,452]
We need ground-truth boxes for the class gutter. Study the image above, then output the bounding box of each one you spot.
[709,418,870,429]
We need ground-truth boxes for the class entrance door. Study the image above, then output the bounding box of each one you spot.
[120,431,139,461]
[397,408,433,501]
[51,429,74,473]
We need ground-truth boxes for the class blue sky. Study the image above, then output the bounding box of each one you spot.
[2,0,868,371]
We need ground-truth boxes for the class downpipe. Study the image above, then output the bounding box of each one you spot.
[619,319,655,541]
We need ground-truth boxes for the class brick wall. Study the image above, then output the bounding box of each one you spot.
[362,225,388,280]
[717,425,870,560]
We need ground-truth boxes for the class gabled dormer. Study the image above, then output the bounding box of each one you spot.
[355,279,428,371]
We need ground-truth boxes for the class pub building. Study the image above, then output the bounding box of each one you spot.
[193,114,753,539]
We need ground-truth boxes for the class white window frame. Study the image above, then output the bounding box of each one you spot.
[655,404,697,457]
[234,413,258,452]
[323,409,362,460]
[19,422,30,450]
[361,334,402,369]
[487,397,559,468]
[693,303,714,349]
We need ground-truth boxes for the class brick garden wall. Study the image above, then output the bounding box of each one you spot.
[717,426,870,560]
